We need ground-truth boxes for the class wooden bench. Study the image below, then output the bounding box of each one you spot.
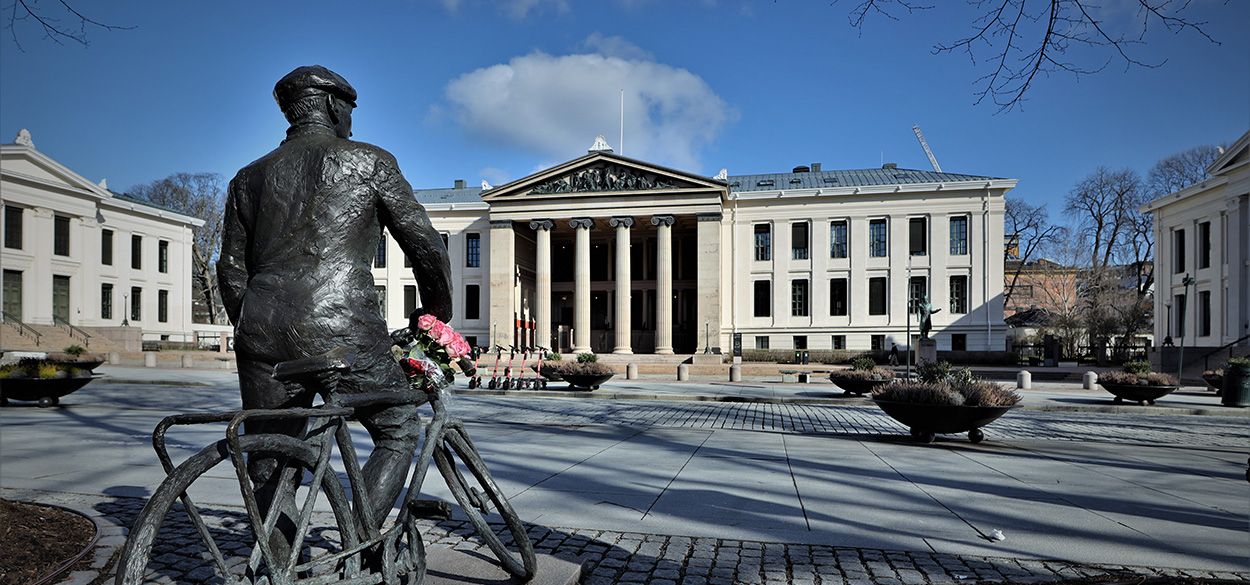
[779,369,834,383]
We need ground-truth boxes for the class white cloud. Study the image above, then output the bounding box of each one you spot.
[581,33,653,61]
[440,39,736,173]
[479,167,512,186]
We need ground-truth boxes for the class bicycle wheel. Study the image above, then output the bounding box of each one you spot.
[116,433,418,585]
[433,424,537,579]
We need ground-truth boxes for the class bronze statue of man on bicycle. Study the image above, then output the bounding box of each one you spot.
[218,65,453,542]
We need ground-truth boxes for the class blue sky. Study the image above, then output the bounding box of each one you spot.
[2,1,1246,219]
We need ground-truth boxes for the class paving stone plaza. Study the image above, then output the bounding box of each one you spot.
[1,366,1247,584]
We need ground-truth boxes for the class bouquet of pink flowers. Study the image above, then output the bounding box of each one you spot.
[397,314,472,389]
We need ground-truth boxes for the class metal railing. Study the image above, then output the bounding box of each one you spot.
[1,311,42,346]
[52,315,92,348]
[1203,334,1250,370]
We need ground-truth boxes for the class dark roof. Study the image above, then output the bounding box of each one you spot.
[413,186,485,205]
[1005,307,1052,327]
[727,167,1001,193]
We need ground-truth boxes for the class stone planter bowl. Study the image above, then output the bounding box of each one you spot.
[1099,382,1178,406]
[872,399,1019,444]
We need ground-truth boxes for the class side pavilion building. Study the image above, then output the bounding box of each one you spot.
[373,142,1015,356]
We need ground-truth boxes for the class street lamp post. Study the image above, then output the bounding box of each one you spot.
[1177,274,1195,384]
[704,319,710,354]
[121,293,130,327]
[905,257,913,379]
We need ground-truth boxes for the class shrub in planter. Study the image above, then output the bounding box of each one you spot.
[1097,371,1177,386]
[829,368,894,381]
[1122,360,1152,375]
[849,357,876,371]
[1098,363,1178,405]
[873,380,1021,407]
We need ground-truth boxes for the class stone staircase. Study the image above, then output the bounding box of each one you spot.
[0,322,124,355]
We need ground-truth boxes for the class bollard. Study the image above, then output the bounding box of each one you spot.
[109,351,121,365]
[144,352,157,368]
[677,363,689,381]
[182,353,195,368]
[1084,371,1098,390]
[219,331,230,354]
[1016,370,1032,389]
[626,363,638,380]
[729,364,742,382]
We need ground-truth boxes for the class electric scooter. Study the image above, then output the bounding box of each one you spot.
[467,346,485,388]
[487,345,505,389]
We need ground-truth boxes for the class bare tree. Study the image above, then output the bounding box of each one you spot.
[832,0,1222,111]
[129,172,226,324]
[4,0,134,51]
[1004,195,1059,307]
[1064,166,1143,269]
[1145,143,1223,196]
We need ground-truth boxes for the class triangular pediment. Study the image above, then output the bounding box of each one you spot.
[1207,129,1250,177]
[482,152,726,202]
[1,141,112,200]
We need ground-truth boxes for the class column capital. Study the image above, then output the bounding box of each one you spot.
[489,219,514,230]
[696,212,723,222]
[528,219,555,231]
[569,218,596,230]
[608,216,635,229]
[651,215,675,227]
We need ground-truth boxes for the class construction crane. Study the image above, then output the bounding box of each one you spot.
[912,125,942,173]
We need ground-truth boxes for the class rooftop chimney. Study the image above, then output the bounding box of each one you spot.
[811,163,821,172]
[454,179,466,189]
[882,162,897,170]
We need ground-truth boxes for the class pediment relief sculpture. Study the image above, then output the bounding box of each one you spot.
[530,163,677,195]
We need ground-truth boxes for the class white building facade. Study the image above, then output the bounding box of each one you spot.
[1,130,203,344]
[379,146,1013,355]
[1140,129,1250,359]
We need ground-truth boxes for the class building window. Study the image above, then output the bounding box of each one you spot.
[908,276,927,313]
[1198,222,1211,269]
[466,284,480,320]
[753,280,770,317]
[951,333,967,351]
[753,224,771,261]
[950,216,968,255]
[158,241,169,273]
[440,232,449,249]
[3,205,21,249]
[54,215,70,256]
[132,235,143,270]
[102,230,113,265]
[791,279,809,317]
[375,233,387,268]
[830,220,848,258]
[871,335,885,350]
[755,336,769,350]
[1173,229,1185,273]
[831,335,846,350]
[158,290,169,323]
[1174,293,1186,337]
[1198,290,1211,337]
[131,287,142,321]
[466,233,481,267]
[101,283,113,319]
[869,219,887,257]
[403,285,417,317]
[791,222,809,260]
[375,286,386,317]
[793,335,807,350]
[950,275,969,314]
[868,277,887,315]
[830,278,848,316]
[908,217,927,256]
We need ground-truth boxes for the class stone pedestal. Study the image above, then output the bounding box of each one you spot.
[917,338,938,365]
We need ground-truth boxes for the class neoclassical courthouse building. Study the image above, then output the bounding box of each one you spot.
[2,130,202,347]
[3,130,1013,356]
[378,138,1015,356]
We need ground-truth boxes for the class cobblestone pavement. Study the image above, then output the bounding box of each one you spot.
[449,395,1249,447]
[26,492,1250,585]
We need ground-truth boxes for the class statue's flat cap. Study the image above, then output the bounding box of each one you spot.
[273,65,357,106]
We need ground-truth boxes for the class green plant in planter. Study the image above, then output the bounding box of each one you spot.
[1122,360,1151,375]
[546,352,562,362]
[917,360,953,383]
[0,359,91,379]
[63,345,87,357]
[849,357,876,371]
[1227,357,1250,368]
[1098,371,1177,386]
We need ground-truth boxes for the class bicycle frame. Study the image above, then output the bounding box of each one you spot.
[148,384,449,584]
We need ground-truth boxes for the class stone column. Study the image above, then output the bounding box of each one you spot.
[488,219,515,350]
[696,212,722,354]
[530,220,554,350]
[570,218,594,354]
[610,217,634,354]
[652,215,675,354]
